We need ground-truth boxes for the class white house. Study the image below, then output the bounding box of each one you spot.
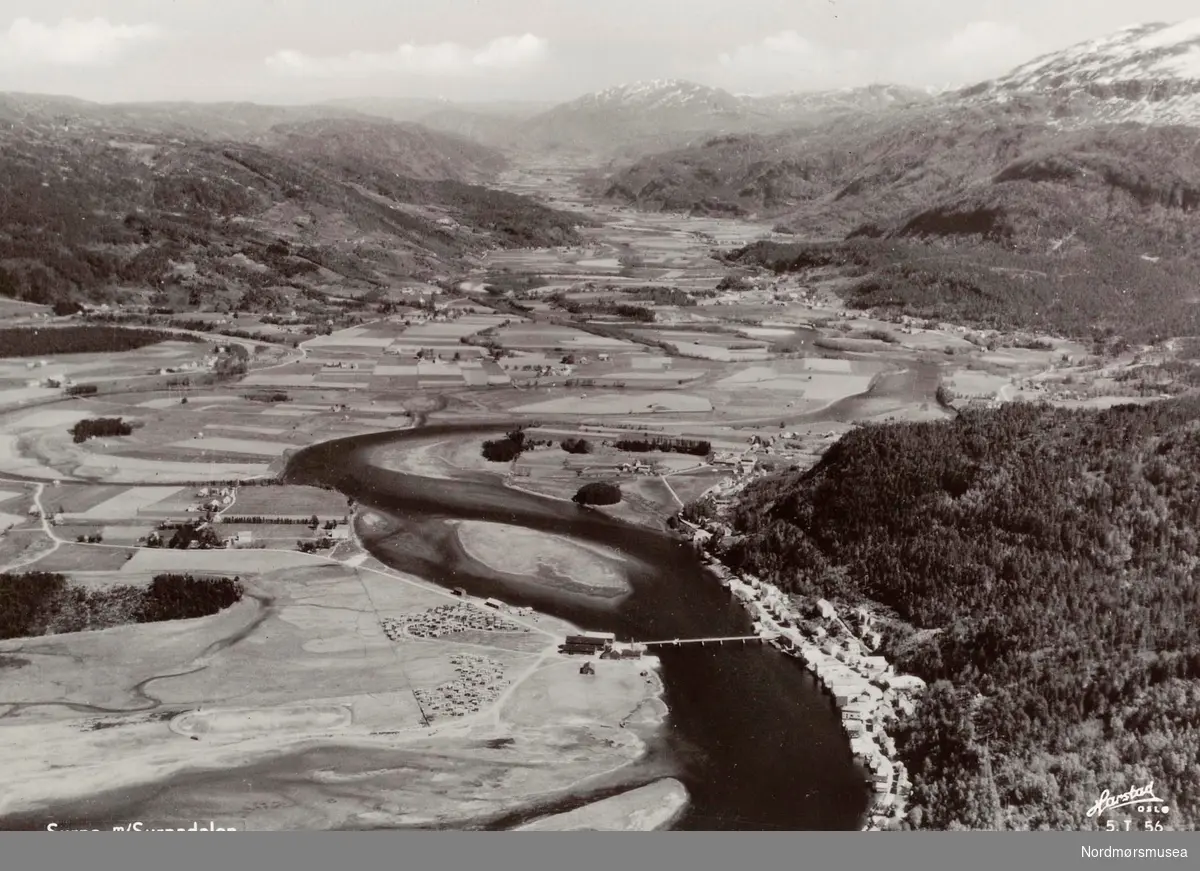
[887,675,927,693]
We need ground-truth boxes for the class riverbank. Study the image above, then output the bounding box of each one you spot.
[515,778,688,830]
[680,518,919,831]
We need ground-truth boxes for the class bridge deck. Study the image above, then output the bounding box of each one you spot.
[638,634,778,647]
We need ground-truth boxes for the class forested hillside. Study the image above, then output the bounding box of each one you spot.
[725,237,1200,342]
[726,399,1200,829]
[608,108,1200,340]
[0,111,583,311]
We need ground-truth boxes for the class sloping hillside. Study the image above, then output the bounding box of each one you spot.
[254,118,509,182]
[725,399,1200,830]
[599,22,1200,340]
[713,119,1200,340]
[0,110,584,310]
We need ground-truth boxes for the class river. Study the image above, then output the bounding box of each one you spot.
[284,423,870,830]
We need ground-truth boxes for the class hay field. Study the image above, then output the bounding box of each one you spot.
[512,392,712,414]
[240,372,317,388]
[207,424,291,436]
[121,548,328,573]
[496,324,635,351]
[944,369,1012,399]
[171,437,296,457]
[33,544,139,572]
[302,336,394,349]
[663,342,770,362]
[712,366,874,400]
[228,485,349,518]
[75,486,186,520]
[40,483,123,513]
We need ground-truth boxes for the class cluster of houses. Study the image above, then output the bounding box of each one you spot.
[618,458,659,475]
[388,603,528,640]
[679,495,924,829]
[194,487,235,512]
[412,653,508,721]
[710,451,759,478]
[719,569,922,828]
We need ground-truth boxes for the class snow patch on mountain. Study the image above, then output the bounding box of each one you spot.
[971,18,1200,125]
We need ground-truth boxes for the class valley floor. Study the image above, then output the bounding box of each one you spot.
[0,157,1184,831]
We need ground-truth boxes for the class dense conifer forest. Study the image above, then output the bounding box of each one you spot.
[611,436,711,456]
[0,326,199,358]
[725,399,1200,830]
[0,571,243,639]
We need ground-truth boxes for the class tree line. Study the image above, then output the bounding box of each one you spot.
[549,293,657,322]
[613,436,711,456]
[220,516,343,525]
[480,428,555,462]
[0,326,198,358]
[0,571,242,639]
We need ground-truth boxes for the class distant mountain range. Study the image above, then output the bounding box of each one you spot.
[598,19,1200,226]
[508,81,933,157]
[4,18,1200,336]
[596,19,1200,339]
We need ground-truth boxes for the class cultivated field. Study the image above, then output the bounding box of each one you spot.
[0,157,1177,831]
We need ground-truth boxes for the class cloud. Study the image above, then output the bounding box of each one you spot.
[711,22,1042,94]
[265,34,549,79]
[0,17,161,67]
[934,21,1040,82]
[715,30,863,93]
[921,20,1046,86]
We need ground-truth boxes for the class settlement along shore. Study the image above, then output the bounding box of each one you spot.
[678,508,924,831]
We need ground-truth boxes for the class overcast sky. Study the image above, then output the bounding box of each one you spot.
[1,1,1197,105]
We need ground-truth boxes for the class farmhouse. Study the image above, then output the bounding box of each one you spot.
[234,531,252,546]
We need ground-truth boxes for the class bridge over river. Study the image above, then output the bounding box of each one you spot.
[637,633,780,648]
